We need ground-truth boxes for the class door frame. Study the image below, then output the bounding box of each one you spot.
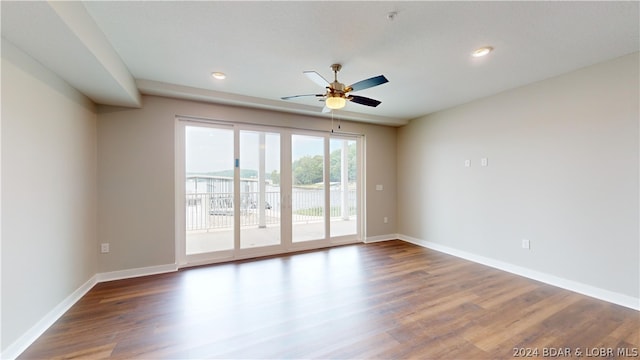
[175,117,364,268]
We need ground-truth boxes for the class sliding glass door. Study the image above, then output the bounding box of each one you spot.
[291,134,326,243]
[330,137,358,238]
[184,125,235,256]
[239,130,281,249]
[178,119,362,266]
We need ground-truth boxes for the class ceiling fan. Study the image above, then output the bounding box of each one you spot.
[281,64,388,112]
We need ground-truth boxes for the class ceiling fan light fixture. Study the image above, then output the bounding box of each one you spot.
[326,96,346,110]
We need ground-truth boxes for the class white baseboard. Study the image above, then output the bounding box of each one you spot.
[364,234,399,243]
[2,263,178,360]
[95,263,178,283]
[398,234,639,311]
[1,275,98,360]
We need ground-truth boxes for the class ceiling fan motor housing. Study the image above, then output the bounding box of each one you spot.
[328,64,347,98]
[329,81,346,97]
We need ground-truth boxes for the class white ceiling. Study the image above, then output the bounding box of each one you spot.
[2,1,639,126]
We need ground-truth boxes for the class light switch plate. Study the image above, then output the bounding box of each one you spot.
[481,158,488,167]
[376,184,383,191]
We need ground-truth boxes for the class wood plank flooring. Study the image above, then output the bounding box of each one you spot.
[18,241,639,359]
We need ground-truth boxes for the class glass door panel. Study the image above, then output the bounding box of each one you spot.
[240,130,281,249]
[330,138,358,238]
[185,125,234,255]
[181,120,362,266]
[291,134,326,242]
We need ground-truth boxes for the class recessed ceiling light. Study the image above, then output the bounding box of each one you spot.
[472,46,493,58]
[211,72,226,80]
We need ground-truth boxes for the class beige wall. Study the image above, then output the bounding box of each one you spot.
[397,52,639,299]
[97,96,398,272]
[1,40,98,351]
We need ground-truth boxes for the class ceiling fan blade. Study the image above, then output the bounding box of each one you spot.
[281,94,324,100]
[304,71,330,88]
[349,95,382,107]
[348,75,388,92]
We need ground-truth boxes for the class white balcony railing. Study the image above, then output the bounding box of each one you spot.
[186,189,356,231]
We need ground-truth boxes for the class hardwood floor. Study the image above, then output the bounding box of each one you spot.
[19,241,639,359]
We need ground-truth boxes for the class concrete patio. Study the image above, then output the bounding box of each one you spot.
[186,217,358,254]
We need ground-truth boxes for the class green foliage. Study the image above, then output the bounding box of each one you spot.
[240,169,259,179]
[292,155,324,185]
[329,143,356,182]
[291,143,357,185]
[191,142,357,186]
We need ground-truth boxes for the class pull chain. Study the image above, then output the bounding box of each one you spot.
[331,111,334,133]
[330,110,343,133]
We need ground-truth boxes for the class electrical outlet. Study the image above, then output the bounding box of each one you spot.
[521,239,530,250]
[384,217,388,224]
[101,243,110,253]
